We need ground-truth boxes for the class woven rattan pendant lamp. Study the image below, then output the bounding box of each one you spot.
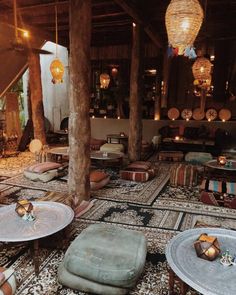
[192,56,212,88]
[50,2,64,84]
[165,0,204,58]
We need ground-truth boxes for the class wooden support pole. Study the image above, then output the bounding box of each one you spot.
[28,53,46,144]
[68,0,91,212]
[161,52,170,108]
[128,23,143,162]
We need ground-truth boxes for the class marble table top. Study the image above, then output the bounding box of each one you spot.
[0,201,74,242]
[166,228,236,295]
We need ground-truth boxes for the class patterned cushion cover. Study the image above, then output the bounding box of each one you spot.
[90,176,110,190]
[200,179,236,195]
[27,162,62,173]
[90,170,108,182]
[0,267,16,295]
[127,161,152,171]
[24,169,60,183]
[170,164,198,187]
[120,170,149,182]
[90,138,106,151]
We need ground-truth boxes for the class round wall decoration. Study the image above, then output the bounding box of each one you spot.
[219,108,231,121]
[181,109,192,120]
[193,108,205,120]
[206,108,217,121]
[168,107,180,120]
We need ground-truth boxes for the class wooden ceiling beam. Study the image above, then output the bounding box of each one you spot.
[113,0,163,48]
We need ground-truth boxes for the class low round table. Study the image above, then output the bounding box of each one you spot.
[90,151,123,167]
[0,201,74,275]
[48,146,69,162]
[204,159,236,181]
[166,228,236,295]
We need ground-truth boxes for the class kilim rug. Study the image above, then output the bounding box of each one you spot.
[1,219,200,295]
[2,164,170,206]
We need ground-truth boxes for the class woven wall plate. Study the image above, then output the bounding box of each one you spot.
[193,108,205,120]
[181,109,192,120]
[29,139,43,153]
[219,108,231,121]
[206,108,217,121]
[168,107,180,120]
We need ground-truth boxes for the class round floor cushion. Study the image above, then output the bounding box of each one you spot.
[100,143,124,153]
[185,152,213,164]
[58,224,147,295]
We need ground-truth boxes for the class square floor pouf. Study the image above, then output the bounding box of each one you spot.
[58,224,147,295]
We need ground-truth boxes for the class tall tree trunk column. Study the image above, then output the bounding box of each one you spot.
[28,53,46,144]
[128,23,143,162]
[69,0,91,212]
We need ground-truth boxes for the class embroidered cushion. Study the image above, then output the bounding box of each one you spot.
[59,224,147,289]
[90,176,110,191]
[24,169,60,182]
[127,161,152,171]
[170,164,198,187]
[90,170,108,182]
[0,267,16,295]
[120,170,149,182]
[201,179,236,195]
[27,162,62,173]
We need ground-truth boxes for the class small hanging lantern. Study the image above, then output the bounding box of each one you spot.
[111,67,118,77]
[50,3,64,84]
[50,58,64,84]
[100,73,110,89]
[165,0,204,58]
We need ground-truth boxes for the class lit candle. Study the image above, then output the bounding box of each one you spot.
[205,247,216,259]
[104,116,107,119]
[117,116,120,119]
[218,156,227,165]
[92,115,95,119]
[175,136,180,140]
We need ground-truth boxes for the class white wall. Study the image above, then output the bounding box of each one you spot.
[23,41,69,131]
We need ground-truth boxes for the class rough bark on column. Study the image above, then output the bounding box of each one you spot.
[128,24,143,162]
[28,53,46,144]
[68,0,91,212]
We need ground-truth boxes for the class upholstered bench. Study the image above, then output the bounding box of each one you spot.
[24,162,66,182]
[185,152,213,164]
[120,161,156,182]
[170,164,198,187]
[158,150,184,161]
[100,143,124,153]
[58,224,147,295]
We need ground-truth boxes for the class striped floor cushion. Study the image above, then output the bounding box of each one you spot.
[120,170,150,182]
[170,164,198,187]
[158,151,184,161]
[201,179,236,195]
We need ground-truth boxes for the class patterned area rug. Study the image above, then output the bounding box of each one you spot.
[0,152,35,177]
[1,219,200,295]
[2,164,170,205]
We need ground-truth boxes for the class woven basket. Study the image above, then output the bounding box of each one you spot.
[192,57,212,80]
[165,0,204,54]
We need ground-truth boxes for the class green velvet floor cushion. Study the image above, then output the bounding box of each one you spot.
[58,265,128,295]
[185,152,213,164]
[61,224,147,288]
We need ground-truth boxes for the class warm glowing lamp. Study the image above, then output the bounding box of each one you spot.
[165,0,203,57]
[194,233,220,261]
[100,73,110,89]
[50,59,64,84]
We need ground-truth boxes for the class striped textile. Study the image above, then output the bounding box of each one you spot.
[0,267,16,295]
[120,170,149,182]
[170,164,198,187]
[201,179,236,195]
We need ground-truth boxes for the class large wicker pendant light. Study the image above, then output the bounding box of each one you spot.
[100,73,110,89]
[165,0,204,58]
[50,2,64,84]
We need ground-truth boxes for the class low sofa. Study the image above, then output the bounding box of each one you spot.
[159,125,231,155]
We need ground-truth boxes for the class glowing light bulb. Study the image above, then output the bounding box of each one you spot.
[117,116,120,119]
[92,115,95,119]
[181,20,190,31]
[104,116,107,119]
[200,66,204,73]
[22,30,29,38]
